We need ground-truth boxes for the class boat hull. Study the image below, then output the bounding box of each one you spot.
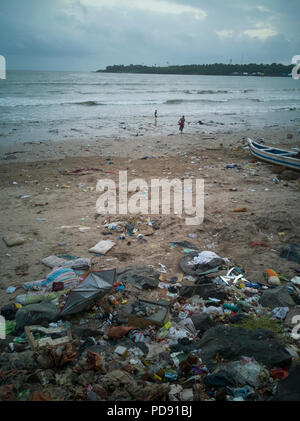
[248,139,300,172]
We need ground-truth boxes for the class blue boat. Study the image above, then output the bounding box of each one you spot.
[248,138,300,172]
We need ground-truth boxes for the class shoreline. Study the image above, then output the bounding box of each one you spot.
[0,123,299,163]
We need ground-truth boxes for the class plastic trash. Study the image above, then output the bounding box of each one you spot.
[6,286,17,294]
[291,276,300,287]
[224,357,267,387]
[227,385,255,399]
[272,307,289,320]
[202,306,223,315]
[89,240,116,255]
[5,320,15,335]
[223,304,239,312]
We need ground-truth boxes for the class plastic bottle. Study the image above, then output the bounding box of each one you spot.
[223,303,239,312]
[241,287,259,294]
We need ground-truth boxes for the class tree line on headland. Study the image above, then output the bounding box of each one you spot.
[97,63,293,77]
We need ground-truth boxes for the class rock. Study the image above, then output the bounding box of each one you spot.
[259,286,296,309]
[204,370,237,388]
[198,326,292,369]
[3,234,25,247]
[117,266,160,289]
[276,364,300,401]
[1,304,18,321]
[191,313,216,333]
[280,244,300,264]
[0,351,38,370]
[228,313,250,324]
[15,302,59,332]
[279,170,299,181]
[72,327,102,339]
[180,283,227,300]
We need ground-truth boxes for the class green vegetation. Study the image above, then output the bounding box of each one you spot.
[97,63,293,77]
[234,315,289,344]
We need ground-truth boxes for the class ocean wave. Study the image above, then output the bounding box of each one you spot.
[197,90,229,94]
[73,100,105,106]
[164,98,228,104]
[275,106,299,111]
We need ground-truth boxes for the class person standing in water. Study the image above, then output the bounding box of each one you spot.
[154,110,158,126]
[178,115,185,134]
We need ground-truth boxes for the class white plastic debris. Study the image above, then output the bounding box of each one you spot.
[272,307,289,320]
[291,277,300,287]
[187,251,221,266]
[88,240,116,255]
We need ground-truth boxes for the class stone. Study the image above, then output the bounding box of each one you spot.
[3,234,25,247]
[180,283,227,300]
[191,313,216,333]
[276,364,300,401]
[117,266,160,289]
[72,327,101,339]
[204,370,237,388]
[1,304,18,321]
[15,302,59,332]
[279,170,299,181]
[229,313,250,324]
[198,326,292,370]
[0,351,38,370]
[280,244,300,264]
[259,286,296,309]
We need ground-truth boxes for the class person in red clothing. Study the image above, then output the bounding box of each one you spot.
[178,115,185,133]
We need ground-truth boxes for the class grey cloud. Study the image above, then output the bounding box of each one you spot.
[0,0,299,70]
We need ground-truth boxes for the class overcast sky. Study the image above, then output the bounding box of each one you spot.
[1,0,299,71]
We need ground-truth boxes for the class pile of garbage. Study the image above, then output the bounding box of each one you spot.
[1,247,300,402]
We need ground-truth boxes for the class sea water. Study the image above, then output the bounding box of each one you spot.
[0,71,299,143]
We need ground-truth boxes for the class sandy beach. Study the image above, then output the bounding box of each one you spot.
[1,124,299,307]
[2,0,300,404]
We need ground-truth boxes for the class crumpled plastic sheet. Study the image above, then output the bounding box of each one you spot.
[272,307,289,320]
[187,251,222,266]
